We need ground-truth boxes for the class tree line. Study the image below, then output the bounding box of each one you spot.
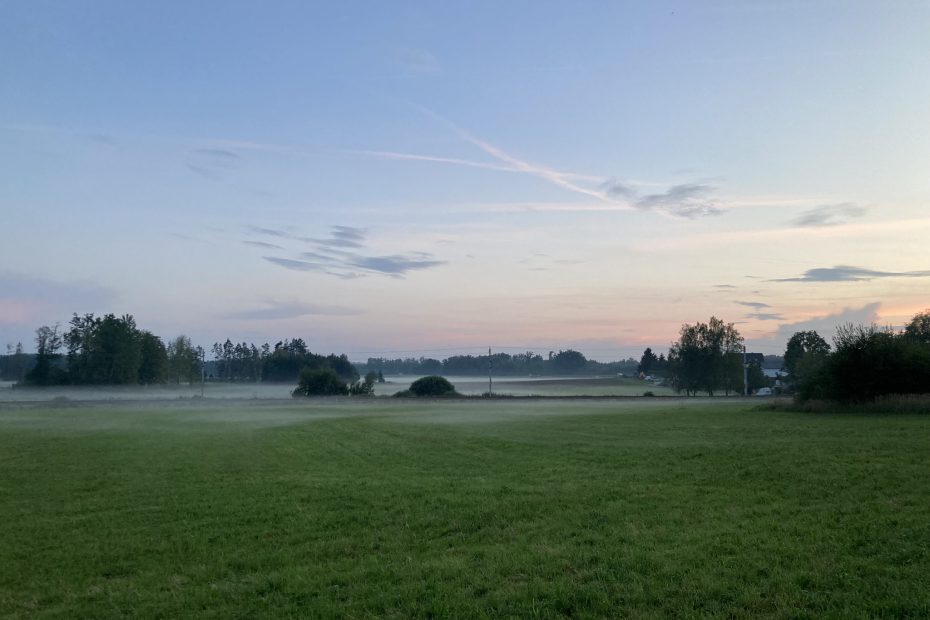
[7,313,359,386]
[790,311,930,403]
[358,351,639,377]
[652,310,930,402]
[21,314,205,386]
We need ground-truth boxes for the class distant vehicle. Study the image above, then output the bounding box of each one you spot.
[755,387,773,397]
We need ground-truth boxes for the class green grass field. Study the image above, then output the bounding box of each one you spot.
[2,399,929,618]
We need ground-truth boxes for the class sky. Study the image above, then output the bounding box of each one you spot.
[2,1,929,361]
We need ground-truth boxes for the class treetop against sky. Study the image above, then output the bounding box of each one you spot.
[1,2,929,359]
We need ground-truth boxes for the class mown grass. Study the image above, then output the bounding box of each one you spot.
[1,400,929,618]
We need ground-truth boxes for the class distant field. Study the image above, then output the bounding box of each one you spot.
[374,375,676,397]
[2,399,928,617]
[0,375,673,402]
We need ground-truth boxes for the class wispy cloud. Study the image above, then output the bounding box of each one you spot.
[187,164,223,181]
[196,148,240,161]
[734,300,781,320]
[791,203,867,228]
[457,130,612,202]
[246,224,367,248]
[264,252,445,277]
[358,110,725,219]
[600,178,635,199]
[308,225,367,249]
[225,300,363,320]
[255,224,446,278]
[351,150,524,174]
[262,257,324,272]
[746,312,784,321]
[634,217,930,253]
[242,240,284,250]
[349,254,445,274]
[188,147,240,180]
[773,265,930,283]
[635,184,723,219]
[246,225,289,238]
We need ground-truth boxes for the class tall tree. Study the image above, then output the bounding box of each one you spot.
[668,317,743,396]
[551,349,587,374]
[138,331,169,384]
[638,348,658,375]
[2,342,29,382]
[94,314,143,384]
[783,331,831,376]
[167,335,201,385]
[904,310,930,346]
[26,325,62,386]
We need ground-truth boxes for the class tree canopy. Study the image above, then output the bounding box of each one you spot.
[668,317,744,396]
[783,330,831,377]
[904,310,930,347]
[795,320,930,403]
[407,376,457,397]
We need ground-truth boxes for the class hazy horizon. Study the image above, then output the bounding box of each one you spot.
[2,2,928,361]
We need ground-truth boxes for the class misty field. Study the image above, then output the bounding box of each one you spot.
[0,375,673,402]
[2,399,929,618]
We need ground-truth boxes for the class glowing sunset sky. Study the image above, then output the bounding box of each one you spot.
[2,1,929,360]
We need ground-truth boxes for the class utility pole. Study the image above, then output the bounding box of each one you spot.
[488,347,493,396]
[743,347,748,397]
[201,347,206,398]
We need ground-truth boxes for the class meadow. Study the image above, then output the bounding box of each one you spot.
[1,397,928,618]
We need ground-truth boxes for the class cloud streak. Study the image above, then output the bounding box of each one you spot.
[225,301,362,320]
[352,150,528,174]
[359,110,726,219]
[773,265,930,283]
[242,240,284,250]
[264,252,444,277]
[745,312,784,321]
[253,225,446,278]
[635,184,723,219]
[735,300,771,309]
[791,203,867,228]
[187,147,241,180]
[308,225,367,249]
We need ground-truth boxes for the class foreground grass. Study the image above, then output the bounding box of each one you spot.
[1,400,929,618]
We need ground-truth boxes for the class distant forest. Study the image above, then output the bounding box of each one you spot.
[1,314,359,386]
[1,313,646,386]
[356,351,640,378]
[7,308,929,406]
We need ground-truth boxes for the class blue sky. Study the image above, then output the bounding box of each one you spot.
[2,1,929,360]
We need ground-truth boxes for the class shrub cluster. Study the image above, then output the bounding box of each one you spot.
[795,322,930,404]
[393,375,458,398]
[293,369,377,398]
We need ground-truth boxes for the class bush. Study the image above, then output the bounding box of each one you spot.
[408,376,457,397]
[796,324,930,404]
[292,367,348,397]
[348,372,376,396]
